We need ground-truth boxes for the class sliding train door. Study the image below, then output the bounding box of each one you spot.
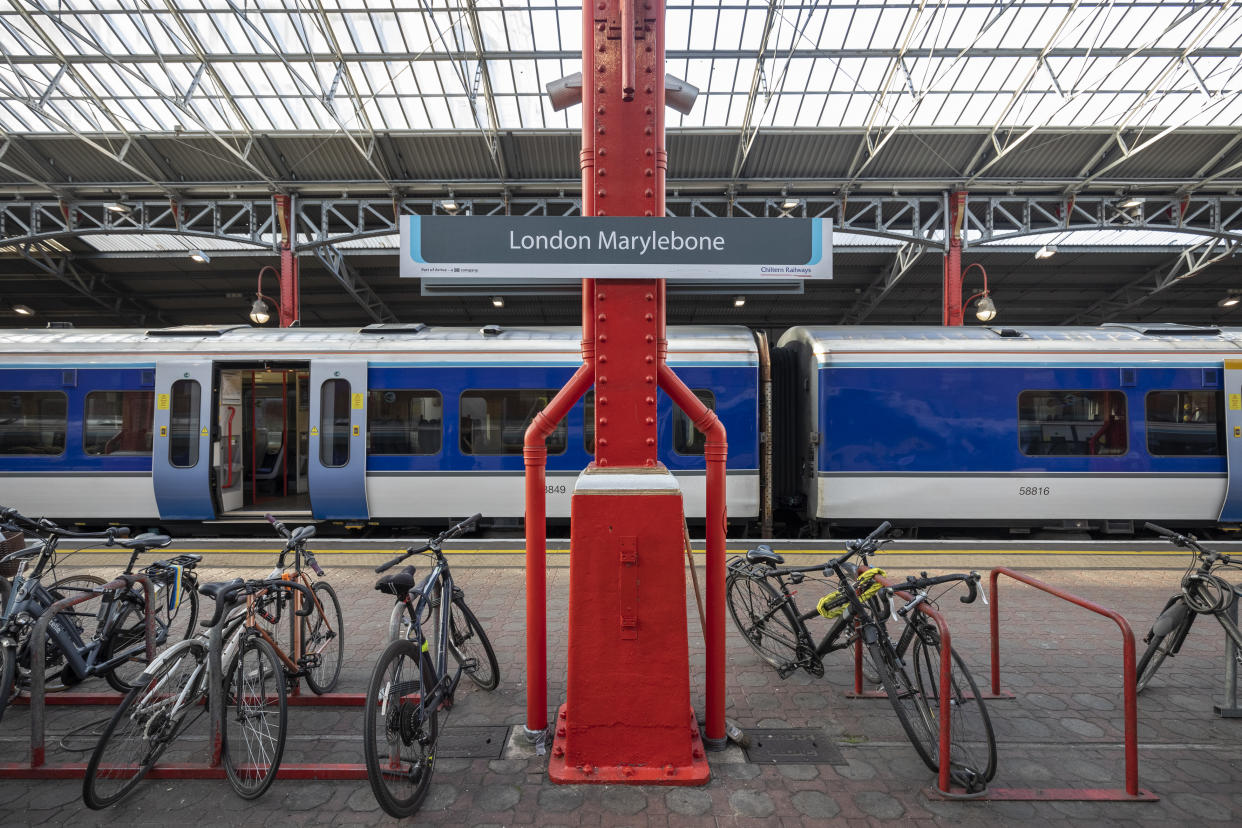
[153,361,214,519]
[1219,360,1242,522]
[308,360,369,519]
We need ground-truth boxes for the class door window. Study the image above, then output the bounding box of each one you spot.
[320,379,351,467]
[169,380,201,468]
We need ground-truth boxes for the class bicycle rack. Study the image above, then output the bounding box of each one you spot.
[0,576,369,781]
[974,566,1158,802]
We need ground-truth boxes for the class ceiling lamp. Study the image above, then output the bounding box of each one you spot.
[189,250,210,263]
[974,295,998,322]
[780,196,801,211]
[249,297,272,325]
[1119,196,1145,209]
[103,201,132,214]
[12,304,34,316]
[1218,294,1241,308]
[492,296,504,309]
[1034,244,1057,259]
[440,196,459,214]
[733,296,746,308]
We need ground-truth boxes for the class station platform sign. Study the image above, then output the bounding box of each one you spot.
[400,216,831,282]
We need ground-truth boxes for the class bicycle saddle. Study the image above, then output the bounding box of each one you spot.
[375,565,416,597]
[745,545,785,567]
[291,525,315,544]
[111,533,172,550]
[198,578,245,600]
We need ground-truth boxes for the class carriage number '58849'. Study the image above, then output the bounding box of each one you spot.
[1018,486,1050,496]
[546,484,567,495]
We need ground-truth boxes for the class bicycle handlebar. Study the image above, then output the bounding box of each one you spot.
[266,513,291,539]
[374,513,482,574]
[1144,522,1229,564]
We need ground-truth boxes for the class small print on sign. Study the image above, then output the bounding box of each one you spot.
[1232,394,1241,411]
[352,393,365,410]
[157,394,170,410]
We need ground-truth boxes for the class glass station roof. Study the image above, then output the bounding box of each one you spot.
[0,0,1238,136]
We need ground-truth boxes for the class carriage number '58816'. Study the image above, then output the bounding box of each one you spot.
[1018,486,1050,496]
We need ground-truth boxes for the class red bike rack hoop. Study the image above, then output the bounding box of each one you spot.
[976,566,1158,802]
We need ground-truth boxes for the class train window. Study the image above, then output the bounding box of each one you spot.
[673,390,716,455]
[0,391,66,456]
[367,390,442,455]
[84,391,154,456]
[168,380,201,468]
[1018,390,1127,457]
[1145,390,1225,456]
[459,389,566,455]
[320,379,351,467]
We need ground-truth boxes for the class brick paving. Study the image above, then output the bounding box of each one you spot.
[1,551,1240,825]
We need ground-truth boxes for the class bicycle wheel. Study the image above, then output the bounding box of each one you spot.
[105,578,200,692]
[364,638,439,819]
[911,630,997,788]
[868,634,939,773]
[1136,599,1193,693]
[448,596,499,691]
[221,633,288,800]
[83,640,206,810]
[302,581,344,694]
[48,573,107,644]
[726,572,806,674]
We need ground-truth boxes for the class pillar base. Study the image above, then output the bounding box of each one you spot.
[548,705,710,785]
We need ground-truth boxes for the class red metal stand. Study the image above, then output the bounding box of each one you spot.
[974,566,1159,802]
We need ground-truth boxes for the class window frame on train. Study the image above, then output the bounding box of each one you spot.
[459,388,567,456]
[0,390,67,456]
[1018,389,1128,457]
[366,389,444,456]
[83,389,155,457]
[1144,389,1225,457]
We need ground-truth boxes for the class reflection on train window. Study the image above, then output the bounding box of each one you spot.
[0,391,66,456]
[320,379,351,468]
[1019,390,1127,456]
[459,390,566,455]
[85,391,154,456]
[367,390,442,455]
[169,380,201,468]
[1146,390,1224,456]
[673,390,716,455]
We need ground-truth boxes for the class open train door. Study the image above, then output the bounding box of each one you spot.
[1219,360,1242,522]
[153,360,215,519]
[308,360,369,519]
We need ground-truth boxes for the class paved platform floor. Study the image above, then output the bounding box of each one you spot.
[1,551,1240,826]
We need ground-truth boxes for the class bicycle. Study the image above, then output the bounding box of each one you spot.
[726,522,996,791]
[1135,522,1242,693]
[249,514,344,694]
[364,514,499,818]
[0,508,200,721]
[82,575,315,808]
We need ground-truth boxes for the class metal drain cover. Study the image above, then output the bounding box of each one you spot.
[436,725,509,759]
[742,728,846,765]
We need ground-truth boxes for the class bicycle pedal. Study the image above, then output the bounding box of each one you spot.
[298,654,322,670]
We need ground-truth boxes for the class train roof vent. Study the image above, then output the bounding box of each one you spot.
[986,327,1028,338]
[1101,322,1221,336]
[359,323,427,335]
[145,325,248,337]
[480,324,503,337]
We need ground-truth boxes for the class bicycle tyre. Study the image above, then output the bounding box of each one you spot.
[302,581,345,694]
[0,644,15,724]
[364,638,439,819]
[911,630,997,786]
[48,573,108,644]
[726,572,806,674]
[868,635,939,772]
[105,578,200,693]
[448,597,499,691]
[83,640,207,810]
[1136,622,1189,693]
[221,632,288,800]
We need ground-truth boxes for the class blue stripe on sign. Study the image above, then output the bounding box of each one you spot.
[807,218,822,266]
[408,215,423,263]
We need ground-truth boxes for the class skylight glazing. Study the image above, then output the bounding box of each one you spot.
[0,1,1237,136]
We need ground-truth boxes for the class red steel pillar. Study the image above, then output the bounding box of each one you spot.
[547,0,709,785]
[942,190,967,326]
[275,194,300,327]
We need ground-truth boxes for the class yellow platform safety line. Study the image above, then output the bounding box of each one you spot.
[61,546,1195,556]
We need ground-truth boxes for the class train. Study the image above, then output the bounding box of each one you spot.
[0,321,1237,537]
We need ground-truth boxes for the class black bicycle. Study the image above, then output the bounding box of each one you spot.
[726,522,995,791]
[0,508,199,720]
[1136,522,1242,692]
[363,514,499,818]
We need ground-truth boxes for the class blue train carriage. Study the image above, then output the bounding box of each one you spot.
[774,324,1242,535]
[0,324,760,530]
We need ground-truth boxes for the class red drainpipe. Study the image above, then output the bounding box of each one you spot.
[523,281,595,737]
